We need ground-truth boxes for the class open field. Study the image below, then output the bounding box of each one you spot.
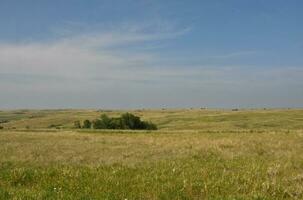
[0,109,303,199]
[1,109,303,130]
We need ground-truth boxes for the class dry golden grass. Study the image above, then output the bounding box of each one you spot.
[1,129,303,166]
[1,109,303,199]
[1,108,303,131]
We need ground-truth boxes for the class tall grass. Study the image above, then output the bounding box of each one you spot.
[0,129,303,199]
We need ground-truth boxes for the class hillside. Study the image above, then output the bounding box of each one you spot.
[1,109,303,131]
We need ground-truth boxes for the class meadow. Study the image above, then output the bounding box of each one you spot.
[0,109,303,199]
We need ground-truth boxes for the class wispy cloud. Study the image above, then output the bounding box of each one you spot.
[0,23,190,79]
[208,50,260,59]
[0,22,302,109]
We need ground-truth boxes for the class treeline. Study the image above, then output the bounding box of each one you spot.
[74,113,157,130]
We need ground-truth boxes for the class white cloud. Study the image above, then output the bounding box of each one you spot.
[0,23,191,80]
[208,50,260,59]
[0,23,302,109]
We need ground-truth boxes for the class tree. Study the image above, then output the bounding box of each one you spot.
[100,114,112,128]
[120,113,141,129]
[92,119,104,129]
[82,120,91,129]
[84,113,157,130]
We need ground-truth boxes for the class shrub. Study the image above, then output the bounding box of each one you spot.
[0,126,3,129]
[82,120,91,129]
[141,121,157,130]
[120,113,139,129]
[100,114,113,128]
[92,119,105,129]
[90,113,157,130]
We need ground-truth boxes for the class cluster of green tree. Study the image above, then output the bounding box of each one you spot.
[74,113,157,130]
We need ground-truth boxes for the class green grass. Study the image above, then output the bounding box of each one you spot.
[0,109,303,199]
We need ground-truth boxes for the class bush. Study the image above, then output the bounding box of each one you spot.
[100,114,114,128]
[90,113,157,130]
[120,113,141,129]
[92,119,103,129]
[0,126,3,129]
[82,120,91,129]
[141,121,157,130]
[120,113,157,130]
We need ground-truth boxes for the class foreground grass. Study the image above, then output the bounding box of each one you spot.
[1,130,303,199]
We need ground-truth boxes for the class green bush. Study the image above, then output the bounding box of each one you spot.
[82,120,91,129]
[92,119,104,129]
[90,113,157,130]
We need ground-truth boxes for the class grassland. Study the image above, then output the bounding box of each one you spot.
[0,109,303,199]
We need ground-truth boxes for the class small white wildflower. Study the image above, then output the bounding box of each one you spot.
[172,168,176,173]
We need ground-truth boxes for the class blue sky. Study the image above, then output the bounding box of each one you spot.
[0,0,302,109]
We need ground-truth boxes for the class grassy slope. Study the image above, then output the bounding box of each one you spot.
[0,109,303,199]
[1,109,303,130]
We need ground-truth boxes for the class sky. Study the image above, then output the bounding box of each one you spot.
[0,0,302,109]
